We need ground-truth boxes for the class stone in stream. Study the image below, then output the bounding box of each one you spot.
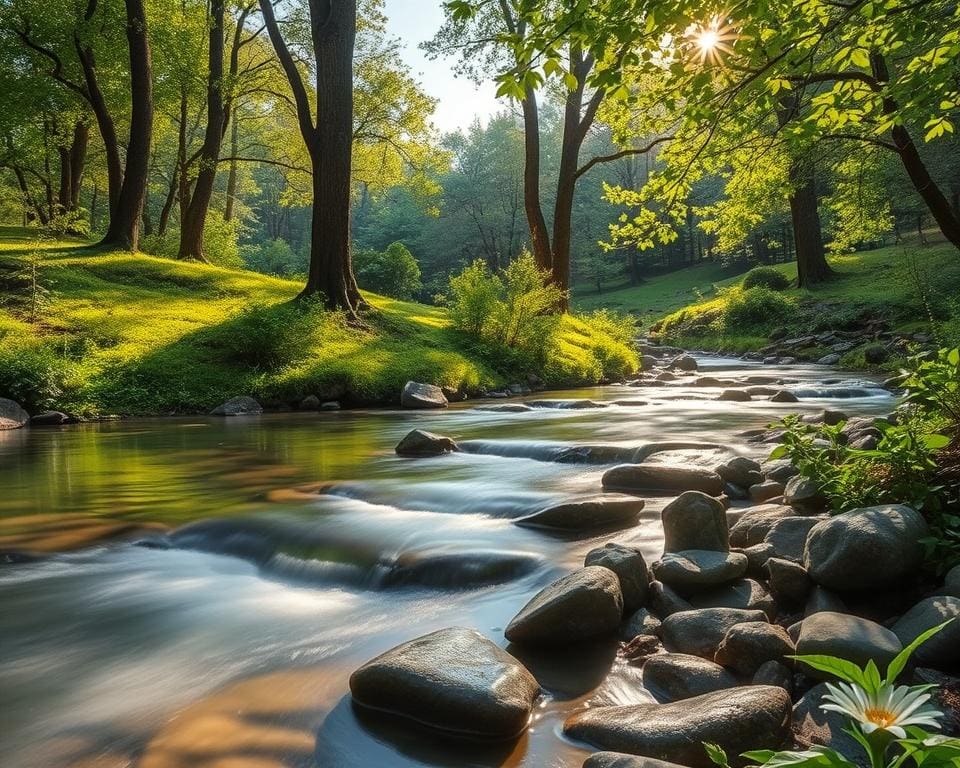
[695,376,726,387]
[400,381,448,409]
[804,505,929,591]
[669,355,698,372]
[660,607,768,659]
[796,611,902,670]
[0,398,29,430]
[585,543,650,614]
[762,460,799,484]
[717,457,763,489]
[394,429,460,457]
[891,596,960,671]
[783,476,825,511]
[476,403,533,413]
[602,465,725,496]
[583,754,690,768]
[648,581,693,618]
[563,686,792,768]
[689,578,776,619]
[651,550,747,595]
[714,621,795,676]
[30,410,71,426]
[210,396,262,416]
[817,353,841,365]
[729,505,795,548]
[642,653,739,701]
[749,481,784,503]
[769,390,799,403]
[660,492,729,553]
[505,566,623,645]
[620,607,661,641]
[718,389,752,402]
[349,627,539,739]
[762,517,826,563]
[516,496,644,532]
[379,549,542,589]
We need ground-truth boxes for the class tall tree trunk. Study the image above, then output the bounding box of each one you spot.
[157,168,178,237]
[58,145,72,213]
[68,121,88,210]
[790,161,831,287]
[224,111,239,221]
[100,0,153,250]
[178,0,227,261]
[75,45,123,216]
[520,88,553,271]
[871,53,960,250]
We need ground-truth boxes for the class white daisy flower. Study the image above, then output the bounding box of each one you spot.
[820,680,943,740]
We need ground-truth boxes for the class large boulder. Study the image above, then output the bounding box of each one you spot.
[0,398,30,430]
[714,621,795,676]
[689,579,777,620]
[585,543,649,614]
[642,653,738,702]
[210,396,262,416]
[804,505,929,591]
[717,457,763,489]
[505,566,623,645]
[517,496,644,532]
[783,477,825,511]
[763,517,825,563]
[603,466,725,496]
[349,627,539,739]
[564,686,792,768]
[395,429,459,457]
[729,505,796,548]
[660,607,768,659]
[891,596,960,672]
[796,611,902,670]
[401,381,448,409]
[661,492,729,553]
[670,354,699,372]
[766,557,812,606]
[651,550,747,595]
[30,410,70,426]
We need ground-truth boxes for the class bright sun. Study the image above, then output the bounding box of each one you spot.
[688,16,737,65]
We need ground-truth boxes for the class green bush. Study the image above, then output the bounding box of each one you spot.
[723,286,797,329]
[242,239,307,277]
[742,266,791,291]
[447,260,501,337]
[0,343,67,411]
[354,242,422,300]
[139,211,241,268]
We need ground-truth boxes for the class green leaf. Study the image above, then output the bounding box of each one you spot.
[705,743,731,767]
[862,659,882,694]
[789,654,870,686]
[885,619,955,683]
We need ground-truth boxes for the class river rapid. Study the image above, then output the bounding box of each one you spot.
[0,356,896,768]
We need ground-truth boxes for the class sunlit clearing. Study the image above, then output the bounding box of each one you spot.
[688,16,736,65]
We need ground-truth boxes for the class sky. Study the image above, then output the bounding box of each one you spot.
[382,0,503,134]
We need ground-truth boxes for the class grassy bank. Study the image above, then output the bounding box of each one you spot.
[0,228,636,416]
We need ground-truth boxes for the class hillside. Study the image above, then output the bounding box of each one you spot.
[0,228,635,416]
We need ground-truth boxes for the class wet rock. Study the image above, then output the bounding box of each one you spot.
[742,543,776,574]
[643,653,738,701]
[763,517,825,563]
[651,551,747,595]
[714,621,795,676]
[817,354,841,366]
[766,557,811,605]
[299,395,321,410]
[670,355,698,372]
[695,376,725,387]
[729,505,795,548]
[210,396,262,416]
[945,565,960,598]
[760,461,798,485]
[717,457,763,489]
[656,371,677,382]
[661,492,729,553]
[349,626,539,739]
[395,429,460,457]
[690,579,776,620]
[770,390,798,403]
[792,683,865,765]
[749,481,784,503]
[718,390,752,402]
[804,505,929,591]
[622,634,663,662]
[604,465,725,497]
[649,581,692,618]
[0,398,29,430]
[30,410,70,426]
[505,566,623,645]
[584,544,649,614]
[518,496,644,532]
[319,401,341,411]
[476,403,533,413]
[891,596,960,672]
[753,660,793,694]
[380,550,541,589]
[564,686,792,768]
[620,608,661,641]
[804,587,847,617]
[725,483,750,501]
[661,607,768,659]
[401,381,448,409]
[583,753,690,768]
[783,477,825,511]
[796,612,902,670]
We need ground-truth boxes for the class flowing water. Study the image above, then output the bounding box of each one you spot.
[0,357,896,768]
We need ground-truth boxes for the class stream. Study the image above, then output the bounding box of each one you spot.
[0,356,896,768]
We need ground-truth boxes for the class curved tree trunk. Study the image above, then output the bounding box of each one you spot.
[520,88,553,272]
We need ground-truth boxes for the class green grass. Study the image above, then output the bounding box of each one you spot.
[0,227,636,416]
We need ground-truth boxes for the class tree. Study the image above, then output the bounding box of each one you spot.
[354,241,422,299]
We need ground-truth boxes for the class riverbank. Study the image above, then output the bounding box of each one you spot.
[0,227,636,417]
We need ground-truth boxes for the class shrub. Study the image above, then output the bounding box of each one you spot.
[447,259,503,337]
[139,211,241,268]
[742,265,791,291]
[242,239,307,277]
[354,242,422,300]
[722,286,796,329]
[0,343,67,411]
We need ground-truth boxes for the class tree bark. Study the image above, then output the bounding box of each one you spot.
[520,87,553,272]
[100,0,153,250]
[75,44,123,217]
[178,0,227,261]
[790,161,831,287]
[68,121,88,210]
[224,111,239,222]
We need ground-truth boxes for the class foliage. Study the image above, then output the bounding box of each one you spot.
[0,245,54,321]
[354,242,423,300]
[722,286,797,330]
[0,342,67,411]
[742,266,791,292]
[241,238,307,278]
[141,211,241,268]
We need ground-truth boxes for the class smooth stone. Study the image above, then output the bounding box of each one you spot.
[29,410,70,426]
[209,396,262,416]
[762,460,799,485]
[804,586,848,617]
[0,397,30,430]
[583,754,690,768]
[656,371,677,382]
[792,683,865,765]
[586,543,650,614]
[349,627,539,739]
[620,608,661,642]
[763,517,825,563]
[660,607,768,659]
[749,481,784,503]
[401,381,448,409]
[564,686,792,768]
[766,557,812,605]
[804,505,929,591]
[319,400,341,411]
[796,611,902,671]
[670,355,698,372]
[729,505,796,548]
[395,429,459,457]
[891,596,960,672]
[660,492,729,553]
[476,403,533,413]
[753,660,793,694]
[717,457,763,489]
[518,496,644,532]
[505,566,623,646]
[603,465,725,496]
[742,543,776,574]
[714,621,795,676]
[643,653,738,701]
[651,550,747,595]
[945,565,960,598]
[769,390,798,403]
[648,581,693,618]
[783,476,825,510]
[689,579,777,620]
[379,549,541,589]
[718,390,752,402]
[817,354,841,365]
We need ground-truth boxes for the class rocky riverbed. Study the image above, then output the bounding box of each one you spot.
[1,352,957,768]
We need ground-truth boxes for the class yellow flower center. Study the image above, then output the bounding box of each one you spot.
[864,707,897,728]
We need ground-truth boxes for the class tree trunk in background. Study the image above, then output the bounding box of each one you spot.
[789,162,831,287]
[76,46,123,217]
[57,144,72,213]
[68,121,88,210]
[224,113,239,222]
[100,0,152,250]
[520,88,553,272]
[178,0,227,261]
